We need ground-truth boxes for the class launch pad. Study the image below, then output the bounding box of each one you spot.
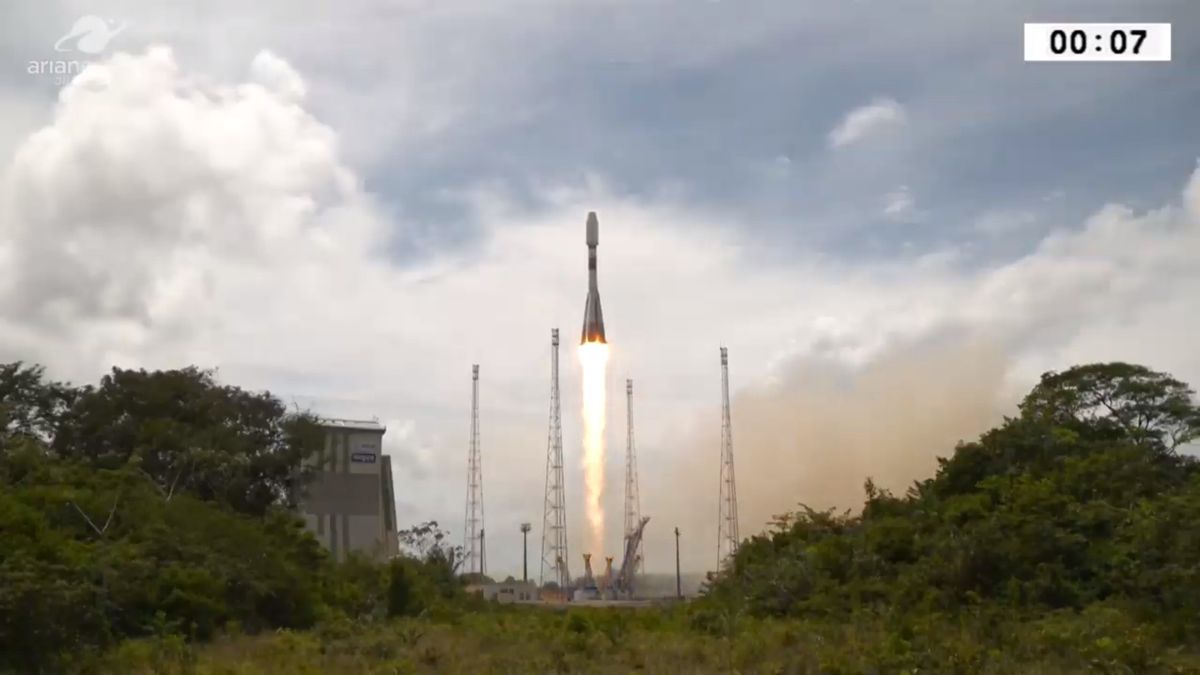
[572,516,650,601]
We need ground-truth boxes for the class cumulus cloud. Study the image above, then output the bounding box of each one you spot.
[828,97,906,148]
[882,185,914,219]
[1185,160,1200,217]
[0,46,359,337]
[2,48,1199,576]
[248,50,308,103]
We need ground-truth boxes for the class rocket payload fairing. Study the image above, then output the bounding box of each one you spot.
[580,211,607,344]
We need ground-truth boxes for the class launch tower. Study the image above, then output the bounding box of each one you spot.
[464,364,486,575]
[717,347,740,567]
[540,329,571,588]
[623,379,644,577]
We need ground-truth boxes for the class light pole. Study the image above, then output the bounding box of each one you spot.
[674,526,682,599]
[520,523,532,582]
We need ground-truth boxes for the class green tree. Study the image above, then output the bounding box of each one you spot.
[0,361,73,445]
[1020,362,1200,451]
[0,445,331,672]
[51,366,323,516]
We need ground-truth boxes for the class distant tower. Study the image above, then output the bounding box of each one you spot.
[464,364,485,575]
[623,379,644,576]
[540,330,571,588]
[717,347,740,567]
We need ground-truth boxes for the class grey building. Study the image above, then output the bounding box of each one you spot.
[468,580,540,603]
[301,418,399,562]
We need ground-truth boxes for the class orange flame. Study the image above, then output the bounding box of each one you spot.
[578,340,609,558]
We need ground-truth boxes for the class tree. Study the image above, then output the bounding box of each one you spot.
[398,521,465,599]
[0,362,73,445]
[398,521,462,572]
[1019,363,1200,452]
[51,366,323,516]
[0,447,330,672]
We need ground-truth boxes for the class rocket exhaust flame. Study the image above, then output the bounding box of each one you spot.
[580,341,608,557]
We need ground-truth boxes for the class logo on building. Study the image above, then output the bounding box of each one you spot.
[351,452,377,464]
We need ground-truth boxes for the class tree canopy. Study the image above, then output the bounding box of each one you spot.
[1020,362,1200,451]
[2,364,323,516]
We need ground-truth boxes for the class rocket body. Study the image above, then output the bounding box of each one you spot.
[581,211,607,344]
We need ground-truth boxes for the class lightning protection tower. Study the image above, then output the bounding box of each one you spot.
[717,347,740,567]
[623,378,644,577]
[540,329,571,588]
[464,364,485,575]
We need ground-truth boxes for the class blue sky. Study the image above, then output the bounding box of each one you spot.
[2,0,1199,576]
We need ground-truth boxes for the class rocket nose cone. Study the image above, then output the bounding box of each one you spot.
[586,212,599,246]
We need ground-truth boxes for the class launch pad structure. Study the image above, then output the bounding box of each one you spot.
[540,329,571,589]
[717,347,740,567]
[572,513,648,601]
[464,364,486,576]
[623,378,644,576]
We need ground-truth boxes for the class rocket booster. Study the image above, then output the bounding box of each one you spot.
[581,211,607,344]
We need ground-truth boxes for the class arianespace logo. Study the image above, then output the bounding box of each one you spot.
[27,15,127,85]
[55,16,127,54]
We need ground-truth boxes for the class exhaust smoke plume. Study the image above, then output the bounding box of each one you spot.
[654,335,1014,570]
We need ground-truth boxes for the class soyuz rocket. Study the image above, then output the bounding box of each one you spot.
[580,211,607,344]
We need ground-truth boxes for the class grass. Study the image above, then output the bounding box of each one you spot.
[80,602,1200,674]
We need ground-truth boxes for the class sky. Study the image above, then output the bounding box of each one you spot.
[1,0,1199,580]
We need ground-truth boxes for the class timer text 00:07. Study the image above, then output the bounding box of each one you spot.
[1024,23,1170,62]
[1049,28,1145,55]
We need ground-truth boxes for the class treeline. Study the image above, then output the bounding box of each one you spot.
[702,363,1200,667]
[5,360,1200,672]
[0,364,461,673]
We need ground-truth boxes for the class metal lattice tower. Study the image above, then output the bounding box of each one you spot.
[623,378,644,576]
[464,364,485,575]
[540,329,571,588]
[717,347,740,567]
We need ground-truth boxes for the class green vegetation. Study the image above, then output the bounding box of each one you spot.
[82,606,1200,674]
[0,364,459,673]
[700,362,1200,671]
[3,361,1200,673]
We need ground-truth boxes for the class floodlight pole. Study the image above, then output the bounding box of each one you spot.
[520,523,532,582]
[675,526,682,599]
